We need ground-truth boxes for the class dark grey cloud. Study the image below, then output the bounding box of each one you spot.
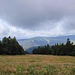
[0,0,75,38]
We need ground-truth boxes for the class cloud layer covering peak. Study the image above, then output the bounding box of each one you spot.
[0,0,75,39]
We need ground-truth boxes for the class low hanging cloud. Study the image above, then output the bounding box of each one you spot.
[0,0,75,38]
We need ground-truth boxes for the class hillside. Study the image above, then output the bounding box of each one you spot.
[18,35,75,53]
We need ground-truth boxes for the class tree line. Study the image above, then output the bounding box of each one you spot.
[0,36,25,55]
[32,38,75,56]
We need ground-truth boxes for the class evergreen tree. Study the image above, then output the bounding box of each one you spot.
[32,38,75,56]
[0,36,25,55]
[65,38,73,55]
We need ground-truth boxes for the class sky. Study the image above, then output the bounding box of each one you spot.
[0,0,75,39]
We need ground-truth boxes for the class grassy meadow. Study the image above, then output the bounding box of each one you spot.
[0,55,75,75]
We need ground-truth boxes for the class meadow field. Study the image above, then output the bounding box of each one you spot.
[0,55,75,75]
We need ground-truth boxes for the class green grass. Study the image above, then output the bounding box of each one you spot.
[0,55,75,75]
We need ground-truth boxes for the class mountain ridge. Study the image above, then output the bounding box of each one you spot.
[18,35,75,53]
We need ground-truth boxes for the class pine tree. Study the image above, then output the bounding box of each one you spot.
[0,36,25,55]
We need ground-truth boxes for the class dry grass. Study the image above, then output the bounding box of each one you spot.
[0,54,75,75]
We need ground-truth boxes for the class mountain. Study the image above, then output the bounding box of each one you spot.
[18,35,75,53]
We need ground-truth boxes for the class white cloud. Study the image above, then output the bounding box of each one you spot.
[0,0,75,39]
[0,20,10,38]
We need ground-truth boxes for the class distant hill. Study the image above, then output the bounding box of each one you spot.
[18,35,75,53]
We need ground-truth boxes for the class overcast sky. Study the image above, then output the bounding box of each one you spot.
[0,0,75,39]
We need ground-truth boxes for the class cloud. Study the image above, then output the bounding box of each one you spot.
[0,0,75,38]
[0,20,10,37]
